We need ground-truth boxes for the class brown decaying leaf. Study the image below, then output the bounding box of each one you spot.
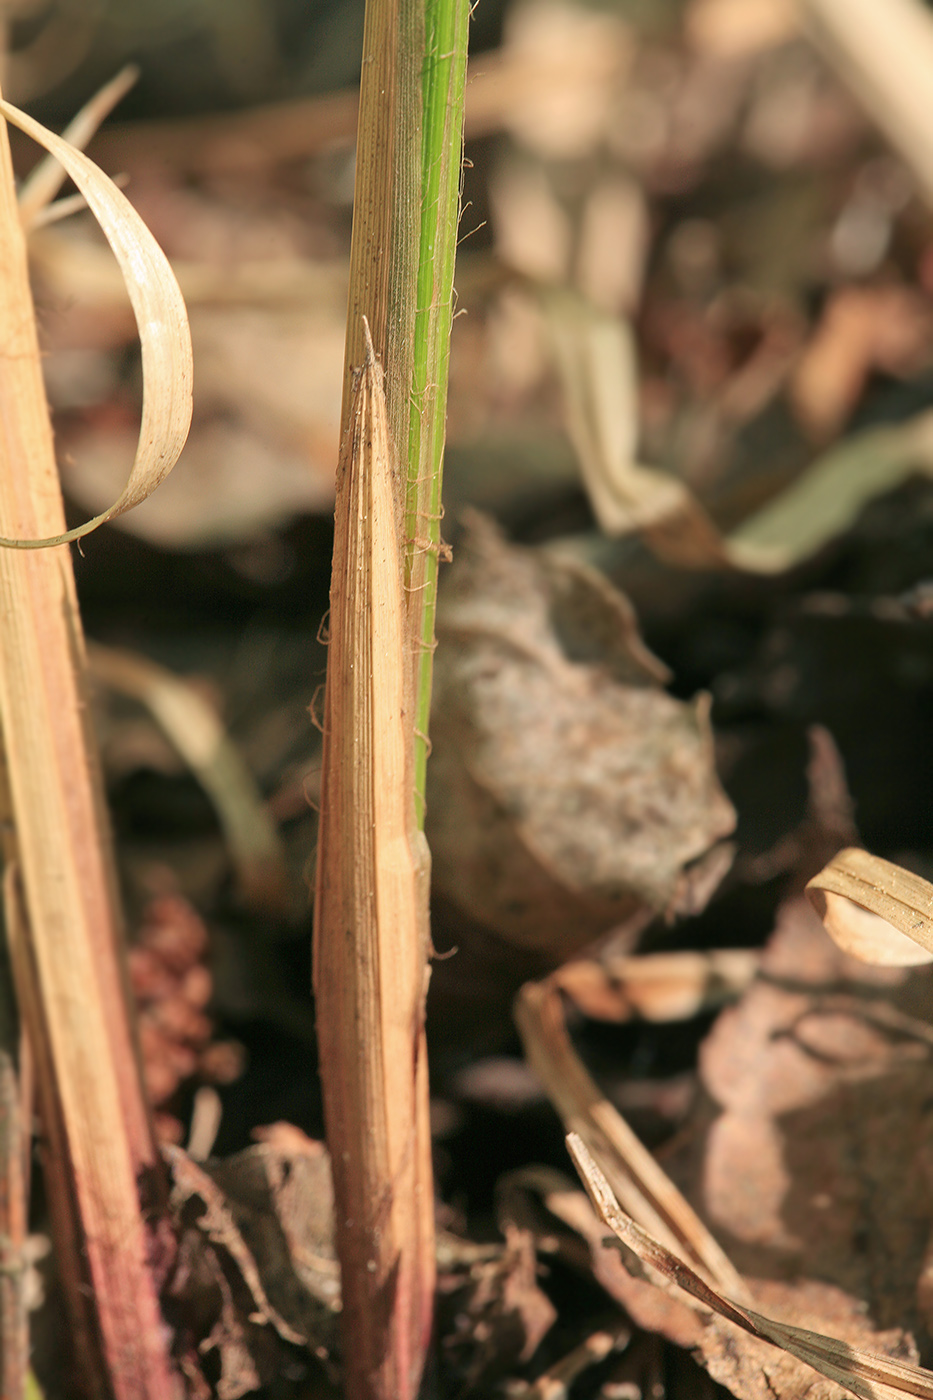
[686,899,933,1318]
[568,1133,933,1400]
[312,321,434,1400]
[429,513,736,956]
[807,848,933,965]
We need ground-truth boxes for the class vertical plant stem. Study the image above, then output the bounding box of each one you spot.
[314,0,468,1396]
[0,95,175,1398]
[315,324,432,1400]
[341,0,421,438]
[406,0,470,825]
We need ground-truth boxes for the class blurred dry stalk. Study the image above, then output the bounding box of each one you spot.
[801,0,933,207]
[89,642,289,912]
[515,978,749,1301]
[0,85,178,1398]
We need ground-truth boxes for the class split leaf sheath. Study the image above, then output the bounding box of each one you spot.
[313,323,434,1400]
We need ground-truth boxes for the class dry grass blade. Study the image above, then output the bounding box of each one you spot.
[0,97,192,549]
[551,295,933,575]
[727,411,933,569]
[568,1133,933,1400]
[548,294,731,567]
[17,65,139,230]
[313,319,433,1400]
[515,978,749,1302]
[89,642,289,910]
[807,847,933,965]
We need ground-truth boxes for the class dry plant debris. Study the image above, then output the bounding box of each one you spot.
[9,0,933,1394]
[428,513,736,957]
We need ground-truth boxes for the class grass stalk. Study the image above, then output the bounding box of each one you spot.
[0,94,175,1397]
[406,0,470,825]
[312,0,468,1395]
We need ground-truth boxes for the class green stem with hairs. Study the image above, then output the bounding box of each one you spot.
[406,0,470,826]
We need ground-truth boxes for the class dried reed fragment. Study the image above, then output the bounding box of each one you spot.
[313,320,434,1400]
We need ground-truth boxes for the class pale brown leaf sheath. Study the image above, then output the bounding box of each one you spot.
[313,320,434,1400]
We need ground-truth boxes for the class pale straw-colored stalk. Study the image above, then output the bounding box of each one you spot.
[0,77,191,1397]
[312,0,468,1394]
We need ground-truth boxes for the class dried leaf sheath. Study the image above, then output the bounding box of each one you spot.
[313,323,434,1400]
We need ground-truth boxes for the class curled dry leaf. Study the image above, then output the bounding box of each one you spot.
[428,514,736,956]
[0,96,192,548]
[807,847,933,965]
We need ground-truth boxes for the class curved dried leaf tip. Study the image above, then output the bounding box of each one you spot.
[807,847,933,967]
[0,96,192,550]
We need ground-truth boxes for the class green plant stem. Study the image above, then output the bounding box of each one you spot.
[406,0,470,825]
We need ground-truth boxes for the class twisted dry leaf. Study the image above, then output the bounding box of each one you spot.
[0,97,192,549]
[807,848,933,966]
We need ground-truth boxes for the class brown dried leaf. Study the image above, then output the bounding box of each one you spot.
[441,1219,557,1387]
[206,1137,340,1344]
[428,514,735,955]
[684,898,933,1322]
[164,1145,305,1350]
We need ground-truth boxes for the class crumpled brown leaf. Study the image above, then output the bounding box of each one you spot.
[440,1222,557,1391]
[163,1135,339,1398]
[427,513,736,957]
[679,896,933,1340]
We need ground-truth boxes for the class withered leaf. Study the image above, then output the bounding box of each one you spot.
[428,513,736,957]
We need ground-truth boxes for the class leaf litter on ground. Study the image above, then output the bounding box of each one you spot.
[12,1,933,1394]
